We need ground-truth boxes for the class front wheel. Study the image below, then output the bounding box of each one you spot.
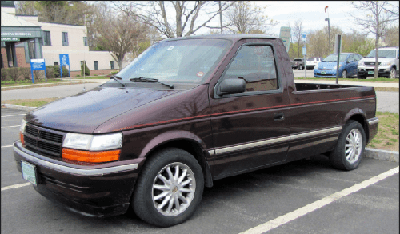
[330,121,366,170]
[390,67,397,79]
[341,70,347,78]
[133,148,204,227]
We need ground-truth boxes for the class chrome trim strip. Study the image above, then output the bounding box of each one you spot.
[212,126,342,155]
[14,145,138,176]
[367,117,379,125]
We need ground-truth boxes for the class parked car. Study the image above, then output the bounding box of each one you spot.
[291,58,305,70]
[14,34,378,227]
[357,46,399,79]
[314,53,363,78]
[306,57,322,70]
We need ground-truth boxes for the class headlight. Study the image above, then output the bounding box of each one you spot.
[63,132,122,151]
[358,61,365,66]
[381,62,390,66]
[62,133,122,164]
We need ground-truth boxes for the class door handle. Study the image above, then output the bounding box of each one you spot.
[274,113,285,121]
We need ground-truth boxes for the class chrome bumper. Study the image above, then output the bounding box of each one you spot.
[14,142,138,176]
[368,117,379,125]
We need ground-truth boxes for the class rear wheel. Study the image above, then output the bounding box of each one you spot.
[330,121,366,170]
[133,148,204,227]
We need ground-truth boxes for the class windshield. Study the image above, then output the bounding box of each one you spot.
[116,38,231,84]
[322,54,348,62]
[366,49,397,58]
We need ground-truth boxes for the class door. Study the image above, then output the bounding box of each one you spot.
[208,41,290,179]
[94,61,98,70]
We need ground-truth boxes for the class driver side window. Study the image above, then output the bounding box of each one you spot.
[220,45,278,93]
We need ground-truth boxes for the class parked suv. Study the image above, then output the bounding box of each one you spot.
[291,58,304,70]
[314,53,362,78]
[357,47,399,79]
[306,57,322,70]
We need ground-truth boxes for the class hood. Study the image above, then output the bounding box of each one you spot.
[26,87,180,133]
[362,57,395,62]
[318,61,344,69]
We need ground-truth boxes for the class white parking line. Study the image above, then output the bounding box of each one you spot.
[239,166,399,234]
[1,125,21,129]
[1,114,26,118]
[1,145,13,148]
[1,182,31,191]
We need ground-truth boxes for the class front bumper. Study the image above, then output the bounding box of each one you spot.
[14,141,143,217]
[358,66,390,77]
[314,69,341,77]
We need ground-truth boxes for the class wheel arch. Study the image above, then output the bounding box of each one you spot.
[138,131,214,188]
[344,110,370,143]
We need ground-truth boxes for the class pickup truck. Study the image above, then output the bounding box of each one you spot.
[14,34,379,227]
[291,58,304,70]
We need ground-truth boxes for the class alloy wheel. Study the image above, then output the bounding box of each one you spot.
[345,129,362,164]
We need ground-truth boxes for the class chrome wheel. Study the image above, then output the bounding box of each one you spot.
[342,70,347,78]
[345,129,362,164]
[390,68,396,78]
[152,162,196,217]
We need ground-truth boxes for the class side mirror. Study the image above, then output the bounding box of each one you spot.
[217,78,246,96]
[346,60,350,64]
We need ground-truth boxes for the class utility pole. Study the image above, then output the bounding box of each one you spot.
[325,6,330,53]
[219,1,222,34]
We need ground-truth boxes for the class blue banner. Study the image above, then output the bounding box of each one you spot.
[59,54,70,78]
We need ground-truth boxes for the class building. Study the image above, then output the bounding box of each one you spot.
[1,1,127,76]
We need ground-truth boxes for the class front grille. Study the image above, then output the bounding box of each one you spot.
[365,62,381,66]
[24,124,64,159]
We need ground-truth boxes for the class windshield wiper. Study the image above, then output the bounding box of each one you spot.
[110,76,126,87]
[130,77,174,89]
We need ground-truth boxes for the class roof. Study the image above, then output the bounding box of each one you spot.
[1,10,38,27]
[377,46,399,50]
[164,34,279,42]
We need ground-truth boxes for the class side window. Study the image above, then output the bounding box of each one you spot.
[62,32,69,46]
[347,54,354,62]
[221,45,278,93]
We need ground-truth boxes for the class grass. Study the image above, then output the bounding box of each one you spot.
[374,87,399,92]
[367,111,399,152]
[294,77,399,82]
[1,98,60,107]
[74,76,109,79]
[1,81,95,91]
[1,79,63,86]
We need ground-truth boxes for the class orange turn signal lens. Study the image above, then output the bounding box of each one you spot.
[62,148,120,163]
[20,132,25,146]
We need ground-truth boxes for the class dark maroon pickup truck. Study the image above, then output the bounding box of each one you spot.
[14,34,378,227]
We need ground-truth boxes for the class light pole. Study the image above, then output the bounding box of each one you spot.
[325,18,330,53]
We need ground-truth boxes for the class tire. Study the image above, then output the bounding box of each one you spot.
[341,70,347,78]
[330,121,366,171]
[133,148,204,227]
[298,65,303,70]
[390,67,396,79]
[357,74,366,79]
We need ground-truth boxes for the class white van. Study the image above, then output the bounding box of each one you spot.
[357,47,399,79]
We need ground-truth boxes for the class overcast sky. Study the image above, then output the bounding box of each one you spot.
[196,1,399,39]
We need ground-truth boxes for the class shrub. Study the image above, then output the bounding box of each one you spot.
[61,66,69,77]
[33,70,45,80]
[19,67,31,80]
[81,61,90,76]
[46,66,55,79]
[94,74,98,76]
[75,74,81,77]
[53,65,60,78]
[8,67,20,82]
[1,68,9,81]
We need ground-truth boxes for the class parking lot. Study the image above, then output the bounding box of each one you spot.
[1,107,398,234]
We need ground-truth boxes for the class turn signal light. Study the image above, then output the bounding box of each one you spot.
[62,148,120,163]
[20,132,25,146]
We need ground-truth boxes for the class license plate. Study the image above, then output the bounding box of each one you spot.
[22,161,37,185]
[321,71,326,74]
[368,71,374,74]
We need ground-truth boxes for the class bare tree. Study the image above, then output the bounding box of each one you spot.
[225,2,277,34]
[384,25,399,47]
[15,1,38,15]
[350,1,399,78]
[116,1,235,38]
[93,3,149,70]
[292,19,303,58]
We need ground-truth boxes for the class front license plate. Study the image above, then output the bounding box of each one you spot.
[22,161,37,185]
[321,71,326,74]
[368,71,374,74]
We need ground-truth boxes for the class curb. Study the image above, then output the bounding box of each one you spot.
[1,104,37,112]
[1,104,399,163]
[365,148,399,162]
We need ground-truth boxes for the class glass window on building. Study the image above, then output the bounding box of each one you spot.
[43,30,51,46]
[94,61,98,70]
[62,32,69,46]
[54,62,58,65]
[83,37,88,46]
[110,61,114,69]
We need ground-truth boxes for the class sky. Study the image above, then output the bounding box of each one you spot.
[195,1,399,39]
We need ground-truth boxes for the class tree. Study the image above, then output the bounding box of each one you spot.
[307,26,343,58]
[225,2,277,34]
[15,1,38,15]
[384,25,399,47]
[342,30,375,56]
[117,1,235,38]
[292,19,303,58]
[350,1,399,78]
[93,3,149,70]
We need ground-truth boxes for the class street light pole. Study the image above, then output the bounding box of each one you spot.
[219,1,222,34]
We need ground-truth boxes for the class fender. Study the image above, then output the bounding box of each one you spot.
[344,108,367,124]
[138,130,207,159]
